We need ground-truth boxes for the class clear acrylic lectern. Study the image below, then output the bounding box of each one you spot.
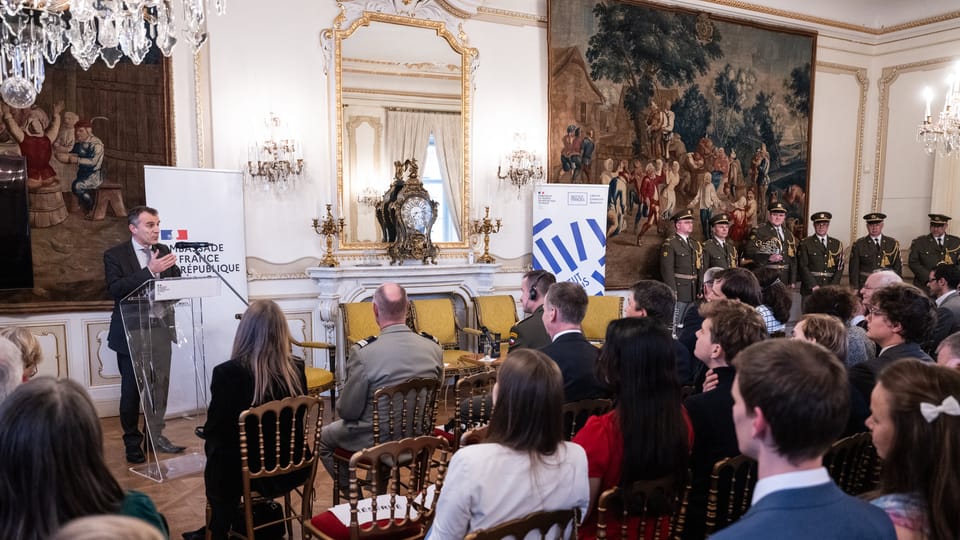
[120,276,220,482]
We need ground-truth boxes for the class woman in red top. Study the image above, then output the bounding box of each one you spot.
[573,317,693,539]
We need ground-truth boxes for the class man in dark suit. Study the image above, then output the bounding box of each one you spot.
[924,263,960,354]
[797,211,843,299]
[850,283,935,402]
[682,300,767,540]
[711,340,896,540]
[539,282,607,402]
[908,213,960,290]
[507,269,555,351]
[104,205,183,463]
[849,212,902,288]
[625,279,696,385]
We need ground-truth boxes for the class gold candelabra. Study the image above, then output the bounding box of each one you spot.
[471,207,502,264]
[312,204,346,267]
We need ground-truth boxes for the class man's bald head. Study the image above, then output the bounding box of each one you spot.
[861,270,902,306]
[373,283,409,327]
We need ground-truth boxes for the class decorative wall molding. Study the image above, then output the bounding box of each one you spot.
[816,61,869,243]
[84,319,120,387]
[6,323,69,378]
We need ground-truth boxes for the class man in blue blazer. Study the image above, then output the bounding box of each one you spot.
[711,339,895,540]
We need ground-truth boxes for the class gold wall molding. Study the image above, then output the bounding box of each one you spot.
[874,57,955,215]
[343,87,461,101]
[343,67,461,81]
[476,6,545,25]
[816,61,869,243]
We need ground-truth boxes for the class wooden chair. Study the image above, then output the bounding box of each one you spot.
[704,454,758,536]
[332,377,442,504]
[465,294,519,351]
[235,395,323,540]
[596,472,689,539]
[465,508,580,540]
[308,436,450,540]
[411,298,487,378]
[291,338,338,415]
[823,432,882,496]
[451,370,497,450]
[561,398,614,440]
[582,296,624,345]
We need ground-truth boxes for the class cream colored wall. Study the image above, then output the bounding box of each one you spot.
[2,0,959,415]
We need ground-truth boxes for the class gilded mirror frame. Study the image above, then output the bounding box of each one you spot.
[329,11,477,251]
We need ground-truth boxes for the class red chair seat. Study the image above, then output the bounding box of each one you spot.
[433,428,454,444]
[310,509,422,540]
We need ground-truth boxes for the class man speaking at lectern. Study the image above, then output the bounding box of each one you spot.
[104,205,183,464]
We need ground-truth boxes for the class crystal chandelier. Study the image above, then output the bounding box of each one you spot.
[918,65,960,156]
[497,133,543,196]
[0,0,227,109]
[245,112,304,191]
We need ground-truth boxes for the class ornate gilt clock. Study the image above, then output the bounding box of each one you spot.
[386,158,439,265]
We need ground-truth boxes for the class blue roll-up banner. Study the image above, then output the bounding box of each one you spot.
[532,184,608,295]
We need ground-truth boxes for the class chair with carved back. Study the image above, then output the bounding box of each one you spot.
[823,432,882,496]
[291,338,338,415]
[595,472,690,540]
[582,296,624,345]
[331,377,442,504]
[234,395,323,540]
[308,436,450,540]
[464,508,580,540]
[445,370,497,451]
[703,454,758,536]
[561,398,614,440]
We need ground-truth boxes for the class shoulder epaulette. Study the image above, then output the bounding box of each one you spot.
[419,331,440,344]
[508,331,518,346]
[356,335,377,348]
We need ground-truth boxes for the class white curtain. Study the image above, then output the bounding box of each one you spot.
[385,110,432,178]
[931,153,960,216]
[431,112,463,237]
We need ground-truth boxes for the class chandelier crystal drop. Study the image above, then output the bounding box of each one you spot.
[0,0,227,108]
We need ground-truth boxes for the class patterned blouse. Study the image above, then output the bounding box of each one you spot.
[756,304,785,334]
[871,492,927,534]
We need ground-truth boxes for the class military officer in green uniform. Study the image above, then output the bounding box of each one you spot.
[507,269,555,351]
[849,212,902,288]
[703,213,738,269]
[744,202,797,286]
[797,211,844,298]
[908,213,960,290]
[660,209,703,329]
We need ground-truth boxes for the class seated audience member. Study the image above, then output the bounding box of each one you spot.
[850,284,936,402]
[710,340,896,539]
[924,263,960,354]
[677,266,725,360]
[625,279,696,385]
[540,282,608,402]
[0,327,41,381]
[319,283,443,493]
[936,331,960,368]
[428,349,590,539]
[0,378,168,540]
[188,299,309,540]
[854,270,903,328]
[573,318,692,539]
[508,270,556,350]
[53,515,165,540]
[0,336,23,404]
[793,313,870,436]
[803,285,875,367]
[753,267,791,336]
[866,360,960,540]
[682,300,767,540]
[714,267,763,307]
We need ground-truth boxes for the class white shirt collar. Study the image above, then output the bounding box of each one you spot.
[936,290,957,307]
[551,329,583,341]
[751,467,831,505]
[818,236,827,242]
[870,235,882,242]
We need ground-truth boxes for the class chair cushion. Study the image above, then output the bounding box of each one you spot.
[412,299,458,345]
[306,367,334,390]
[310,510,422,540]
[433,428,454,443]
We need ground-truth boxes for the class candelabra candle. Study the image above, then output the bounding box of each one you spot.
[312,204,346,267]
[471,206,502,264]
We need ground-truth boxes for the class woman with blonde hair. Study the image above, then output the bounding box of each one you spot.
[867,360,960,540]
[187,299,307,540]
[0,327,42,381]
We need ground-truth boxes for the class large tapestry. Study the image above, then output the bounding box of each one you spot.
[549,0,816,288]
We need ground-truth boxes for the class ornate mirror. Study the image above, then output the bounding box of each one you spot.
[324,6,477,251]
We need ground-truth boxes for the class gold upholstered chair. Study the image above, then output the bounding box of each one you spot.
[411,298,485,377]
[464,295,519,352]
[582,296,624,345]
[339,301,380,355]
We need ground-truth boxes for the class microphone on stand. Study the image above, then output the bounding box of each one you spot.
[174,241,215,250]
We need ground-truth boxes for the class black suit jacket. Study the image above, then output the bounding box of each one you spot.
[849,341,932,402]
[540,332,607,402]
[104,240,181,355]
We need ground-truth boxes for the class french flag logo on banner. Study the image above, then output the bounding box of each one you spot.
[161,229,189,241]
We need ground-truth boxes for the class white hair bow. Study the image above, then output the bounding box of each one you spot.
[919,395,960,423]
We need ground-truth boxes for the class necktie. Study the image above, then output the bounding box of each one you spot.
[875,238,881,249]
[776,228,783,242]
[141,247,152,269]
[822,237,827,248]
[939,237,944,249]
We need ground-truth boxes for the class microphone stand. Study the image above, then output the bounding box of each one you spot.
[184,246,249,308]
